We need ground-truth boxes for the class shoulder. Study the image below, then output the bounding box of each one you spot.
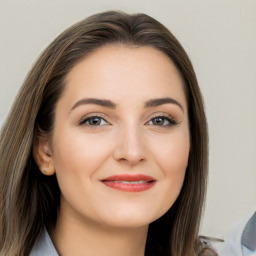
[29,229,59,256]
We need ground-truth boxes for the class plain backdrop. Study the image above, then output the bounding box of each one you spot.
[0,0,255,238]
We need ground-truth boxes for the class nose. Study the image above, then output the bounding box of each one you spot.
[113,124,146,166]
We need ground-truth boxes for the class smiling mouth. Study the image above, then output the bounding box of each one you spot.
[101,174,156,192]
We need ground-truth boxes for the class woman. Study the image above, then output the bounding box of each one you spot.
[0,11,209,256]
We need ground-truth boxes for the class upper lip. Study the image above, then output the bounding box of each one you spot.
[101,174,156,182]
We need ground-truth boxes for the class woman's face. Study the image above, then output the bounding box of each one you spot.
[40,45,190,229]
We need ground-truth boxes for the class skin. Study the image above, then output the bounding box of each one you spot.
[35,45,190,256]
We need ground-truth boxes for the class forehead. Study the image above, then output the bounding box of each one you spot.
[62,45,187,108]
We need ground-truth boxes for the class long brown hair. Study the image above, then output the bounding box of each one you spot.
[0,11,208,256]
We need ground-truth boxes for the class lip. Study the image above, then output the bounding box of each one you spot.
[101,174,156,192]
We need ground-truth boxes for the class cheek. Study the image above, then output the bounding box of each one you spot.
[51,131,113,178]
[50,132,114,210]
[142,132,190,219]
[164,142,189,175]
[152,131,190,195]
[155,131,190,174]
[164,151,188,194]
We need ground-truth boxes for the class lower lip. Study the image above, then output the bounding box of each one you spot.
[101,181,156,192]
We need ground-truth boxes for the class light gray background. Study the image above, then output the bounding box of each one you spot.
[0,0,255,238]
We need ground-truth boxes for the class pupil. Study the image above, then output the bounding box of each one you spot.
[90,118,100,125]
[153,118,164,125]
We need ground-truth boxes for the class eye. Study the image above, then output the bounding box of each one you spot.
[80,116,108,126]
[148,116,177,127]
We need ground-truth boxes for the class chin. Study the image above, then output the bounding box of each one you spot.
[98,208,167,230]
[103,217,151,229]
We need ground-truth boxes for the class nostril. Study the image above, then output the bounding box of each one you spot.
[112,130,146,165]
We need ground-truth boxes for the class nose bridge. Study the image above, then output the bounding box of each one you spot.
[113,120,145,165]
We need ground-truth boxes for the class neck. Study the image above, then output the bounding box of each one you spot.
[51,208,148,256]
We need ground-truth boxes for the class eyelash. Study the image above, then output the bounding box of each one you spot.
[147,114,178,127]
[79,114,178,127]
[79,115,109,127]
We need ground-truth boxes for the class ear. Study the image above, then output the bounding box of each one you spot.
[33,135,55,176]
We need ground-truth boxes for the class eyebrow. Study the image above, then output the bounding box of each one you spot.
[145,97,184,112]
[71,98,116,111]
[70,97,184,112]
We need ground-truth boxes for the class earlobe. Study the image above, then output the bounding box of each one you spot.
[40,164,55,176]
[33,136,55,176]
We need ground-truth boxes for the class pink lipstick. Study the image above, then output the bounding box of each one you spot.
[101,174,156,192]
